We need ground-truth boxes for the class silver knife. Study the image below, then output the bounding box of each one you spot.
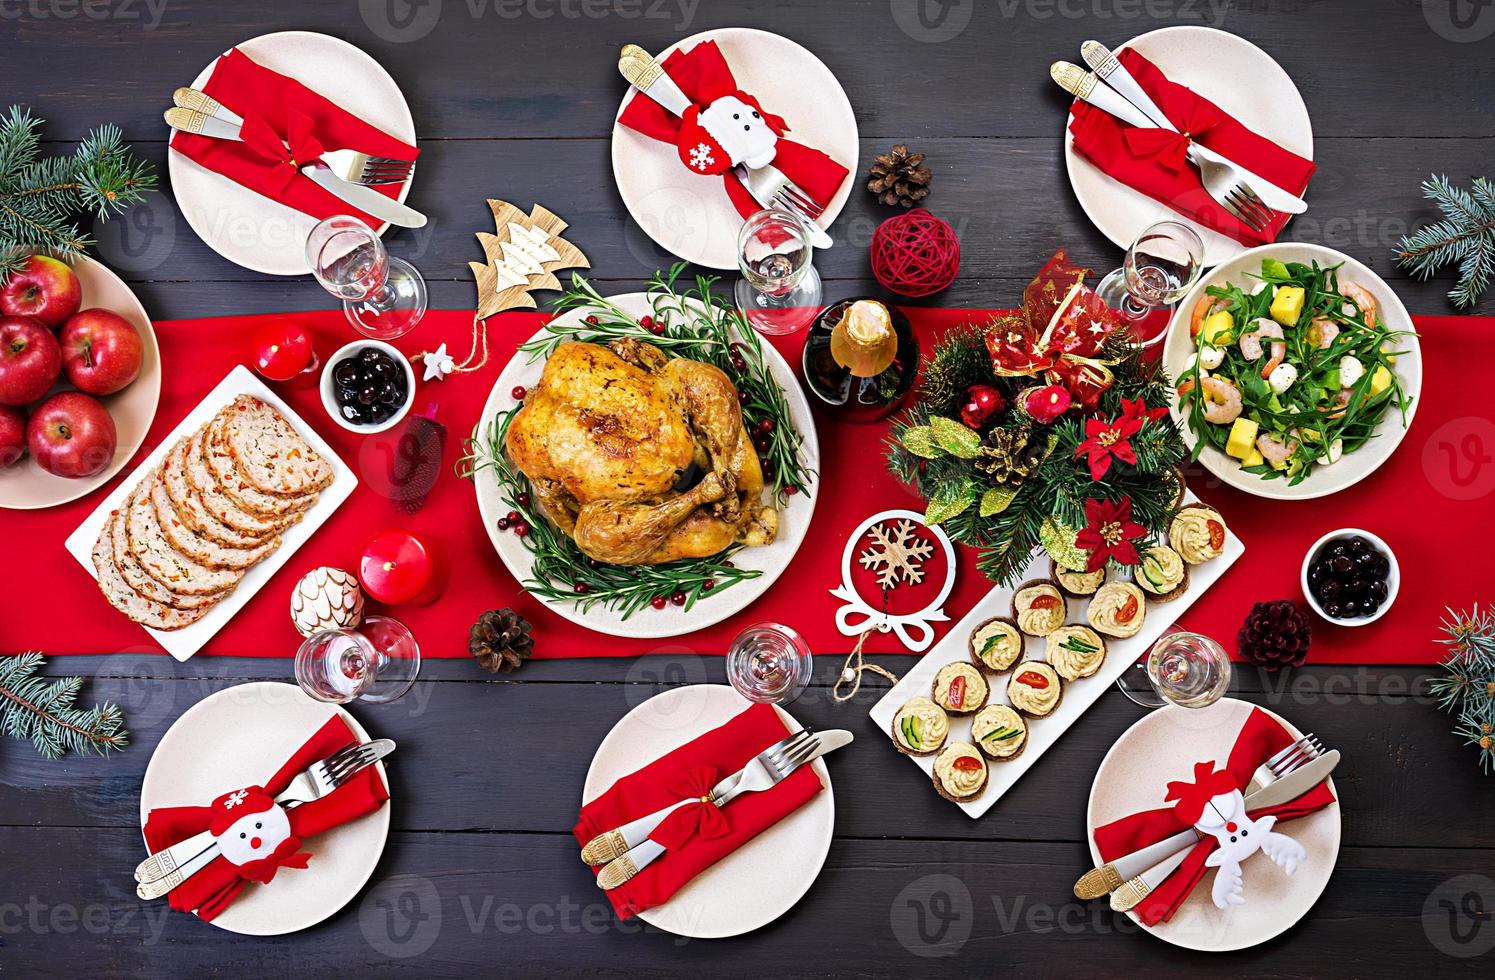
[163,108,427,228]
[597,729,852,889]
[1072,43,1308,215]
[1078,749,1339,901]
[135,738,397,897]
[616,45,834,250]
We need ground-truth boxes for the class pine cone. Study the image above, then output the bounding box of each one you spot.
[470,608,534,673]
[976,427,1044,486]
[867,143,933,208]
[1237,600,1312,671]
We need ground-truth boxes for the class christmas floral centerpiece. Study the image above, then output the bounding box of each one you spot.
[887,250,1188,587]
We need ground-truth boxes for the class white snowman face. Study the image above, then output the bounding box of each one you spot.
[215,804,292,866]
[699,95,778,169]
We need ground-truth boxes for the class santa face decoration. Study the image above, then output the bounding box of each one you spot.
[678,93,780,175]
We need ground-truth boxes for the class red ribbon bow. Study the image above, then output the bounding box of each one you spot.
[648,766,732,849]
[239,110,324,195]
[1121,102,1223,172]
[233,835,313,885]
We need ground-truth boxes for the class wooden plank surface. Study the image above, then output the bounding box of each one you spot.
[3,1,1493,977]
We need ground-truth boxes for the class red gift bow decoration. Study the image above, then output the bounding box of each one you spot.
[983,250,1125,412]
[239,110,324,195]
[648,765,733,849]
[1120,102,1223,173]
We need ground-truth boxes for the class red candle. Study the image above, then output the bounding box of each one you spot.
[252,319,315,382]
[359,529,439,605]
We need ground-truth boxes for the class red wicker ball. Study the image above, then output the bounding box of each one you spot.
[869,209,960,298]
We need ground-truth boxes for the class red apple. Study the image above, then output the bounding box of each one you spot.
[0,404,25,467]
[0,315,63,406]
[27,391,116,478]
[1,255,82,330]
[61,308,143,395]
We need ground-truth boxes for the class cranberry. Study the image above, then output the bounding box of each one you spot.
[513,521,530,537]
[516,492,531,507]
[785,485,798,495]
[650,596,667,610]
[737,390,750,405]
[584,315,600,326]
[506,510,521,524]
[753,434,770,452]
[496,517,511,530]
[755,418,775,435]
[670,590,687,606]
[760,460,777,481]
[722,561,735,568]
[511,385,527,400]
[574,581,591,594]
[731,356,748,372]
[702,579,715,592]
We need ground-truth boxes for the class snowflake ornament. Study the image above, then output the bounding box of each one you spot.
[689,142,715,172]
[859,519,936,590]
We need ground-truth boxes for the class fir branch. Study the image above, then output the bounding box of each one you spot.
[0,653,128,759]
[1395,174,1495,308]
[1433,606,1495,776]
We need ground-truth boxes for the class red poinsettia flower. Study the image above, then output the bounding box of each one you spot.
[1119,395,1170,425]
[1075,414,1143,481]
[1075,496,1145,571]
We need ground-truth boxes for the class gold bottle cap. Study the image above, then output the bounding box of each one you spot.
[830,300,897,378]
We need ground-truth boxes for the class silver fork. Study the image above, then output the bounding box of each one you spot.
[596,731,823,890]
[733,162,834,249]
[353,156,416,186]
[1246,733,1323,795]
[134,739,393,892]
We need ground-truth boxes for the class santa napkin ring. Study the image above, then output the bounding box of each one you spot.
[677,91,785,175]
[207,785,312,884]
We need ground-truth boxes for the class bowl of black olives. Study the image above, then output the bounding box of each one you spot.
[320,341,415,433]
[1300,529,1399,626]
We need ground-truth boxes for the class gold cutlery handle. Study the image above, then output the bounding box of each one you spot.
[596,852,639,891]
[580,829,628,866]
[163,106,208,133]
[173,86,224,118]
[1109,874,1153,912]
[617,43,664,89]
[1073,862,1124,899]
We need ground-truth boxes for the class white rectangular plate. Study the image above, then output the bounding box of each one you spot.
[65,365,356,661]
[868,491,1243,818]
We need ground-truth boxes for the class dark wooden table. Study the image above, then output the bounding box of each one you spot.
[3,1,1492,976]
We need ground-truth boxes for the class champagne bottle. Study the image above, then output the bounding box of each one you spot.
[801,298,919,422]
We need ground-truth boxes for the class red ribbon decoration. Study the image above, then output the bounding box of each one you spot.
[239,110,324,196]
[232,835,313,885]
[647,766,732,849]
[1120,102,1223,173]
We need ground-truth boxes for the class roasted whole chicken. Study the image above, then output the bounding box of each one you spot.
[505,339,778,565]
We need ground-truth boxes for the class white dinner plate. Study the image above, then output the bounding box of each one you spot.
[1163,242,1423,500]
[611,27,859,270]
[168,31,417,276]
[139,682,391,936]
[63,365,358,660]
[581,685,835,939]
[869,490,1243,819]
[1086,697,1340,951]
[473,292,820,639]
[1062,26,1313,268]
[0,256,160,510]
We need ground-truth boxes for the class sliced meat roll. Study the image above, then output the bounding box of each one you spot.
[223,394,335,497]
[126,471,243,595]
[93,513,212,631]
[184,427,300,536]
[205,413,318,518]
[150,475,279,571]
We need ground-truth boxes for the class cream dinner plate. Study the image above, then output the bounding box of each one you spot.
[1062,25,1313,268]
[473,292,820,640]
[581,685,835,939]
[1163,242,1423,500]
[0,256,160,510]
[611,27,859,270]
[1085,697,1340,952]
[138,682,391,937]
[169,31,417,276]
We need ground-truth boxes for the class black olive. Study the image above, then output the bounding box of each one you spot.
[1328,543,1348,560]
[1370,579,1388,601]
[377,381,400,405]
[1343,599,1361,617]
[1320,578,1342,599]
[333,360,359,386]
[360,347,381,364]
[357,385,378,405]
[1349,535,1371,554]
[1330,556,1353,574]
[1370,554,1389,577]
[339,402,363,422]
[1323,601,1343,618]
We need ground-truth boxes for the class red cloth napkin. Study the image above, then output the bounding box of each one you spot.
[1068,50,1315,246]
[617,40,849,220]
[1092,707,1336,925]
[573,702,822,919]
[142,715,389,921]
[169,47,419,228]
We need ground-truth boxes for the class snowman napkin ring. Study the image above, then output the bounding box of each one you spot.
[676,90,785,175]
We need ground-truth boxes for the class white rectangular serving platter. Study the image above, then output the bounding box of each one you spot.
[64,365,357,661]
[868,490,1243,818]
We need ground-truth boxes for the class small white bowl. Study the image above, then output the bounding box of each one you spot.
[1300,527,1399,627]
[320,340,416,434]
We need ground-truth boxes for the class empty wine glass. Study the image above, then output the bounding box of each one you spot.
[1094,220,1205,350]
[1116,629,1231,709]
[295,614,421,705]
[733,208,822,336]
[306,215,427,340]
[727,622,813,705]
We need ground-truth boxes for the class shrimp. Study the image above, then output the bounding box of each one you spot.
[1319,387,1353,420]
[1256,431,1299,467]
[1239,318,1286,379]
[1339,281,1378,328]
[1308,318,1340,349]
[1190,294,1229,337]
[1189,376,1243,424]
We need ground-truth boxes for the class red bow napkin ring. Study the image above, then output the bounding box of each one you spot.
[1121,103,1222,173]
[239,110,324,195]
[649,766,732,848]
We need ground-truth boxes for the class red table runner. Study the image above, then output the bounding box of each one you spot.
[3,310,1486,665]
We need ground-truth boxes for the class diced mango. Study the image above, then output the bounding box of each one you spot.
[1242,446,1265,468]
[1201,310,1235,346]
[1381,343,1398,365]
[1269,453,1290,471]
[1369,364,1393,397]
[1225,417,1260,459]
[1270,286,1305,326]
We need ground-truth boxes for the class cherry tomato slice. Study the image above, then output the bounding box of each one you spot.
[951,755,983,772]
[1117,594,1139,623]
[1207,519,1225,551]
[947,675,966,709]
[1030,594,1061,611]
[1016,670,1050,690]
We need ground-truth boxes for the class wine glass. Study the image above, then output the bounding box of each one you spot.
[1094,220,1205,350]
[733,208,822,336]
[306,215,427,340]
[727,622,813,705]
[295,614,422,705]
[1116,629,1231,709]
